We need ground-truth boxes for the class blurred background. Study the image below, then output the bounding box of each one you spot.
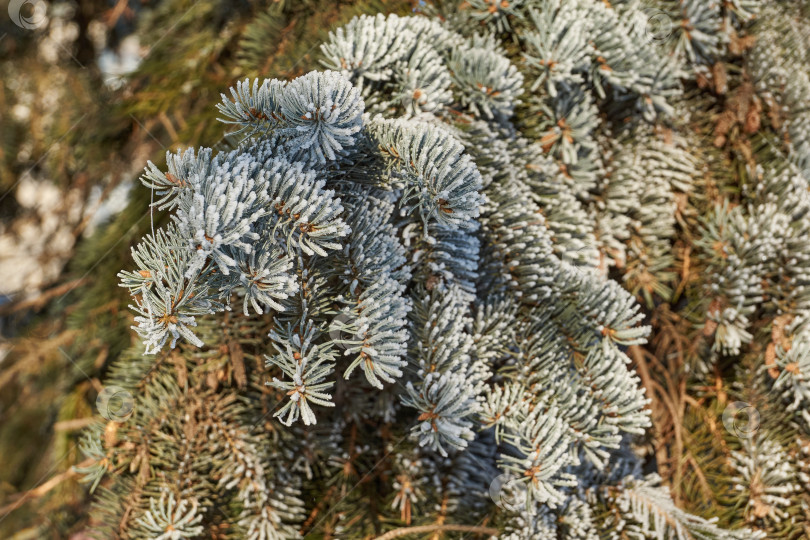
[0,1,414,536]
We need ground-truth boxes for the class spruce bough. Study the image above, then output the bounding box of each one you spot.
[76,1,810,538]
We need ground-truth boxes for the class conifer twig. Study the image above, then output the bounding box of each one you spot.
[0,458,93,515]
[375,524,499,539]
